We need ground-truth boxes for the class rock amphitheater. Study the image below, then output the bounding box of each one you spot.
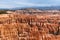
[0,9,60,40]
